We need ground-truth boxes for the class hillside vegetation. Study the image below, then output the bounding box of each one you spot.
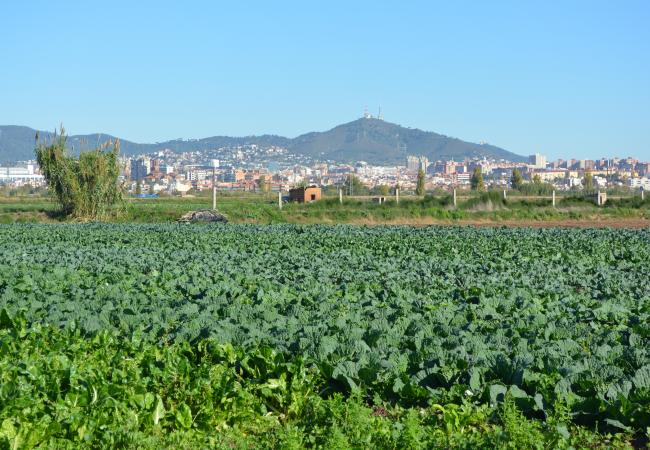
[0,119,522,164]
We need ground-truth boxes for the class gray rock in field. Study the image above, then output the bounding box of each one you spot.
[178,209,228,223]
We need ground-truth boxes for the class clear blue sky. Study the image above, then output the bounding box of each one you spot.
[2,1,649,161]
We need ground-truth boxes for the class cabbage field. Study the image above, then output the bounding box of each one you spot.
[1,224,649,448]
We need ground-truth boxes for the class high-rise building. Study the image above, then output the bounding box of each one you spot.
[637,162,650,176]
[406,155,429,172]
[418,157,429,172]
[444,160,456,175]
[528,153,547,169]
[150,158,161,176]
[406,155,420,172]
[130,158,150,181]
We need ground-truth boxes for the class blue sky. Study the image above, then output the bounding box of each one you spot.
[1,1,649,160]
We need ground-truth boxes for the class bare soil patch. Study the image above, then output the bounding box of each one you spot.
[346,217,650,229]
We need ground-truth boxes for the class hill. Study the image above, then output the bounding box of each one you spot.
[0,126,290,163]
[0,119,525,164]
[287,118,524,163]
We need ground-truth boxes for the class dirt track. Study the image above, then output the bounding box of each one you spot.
[346,217,650,229]
[457,218,650,229]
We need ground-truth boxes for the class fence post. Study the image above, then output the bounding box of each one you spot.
[642,189,645,201]
[503,189,507,200]
[212,166,217,210]
[552,190,556,207]
[339,188,343,204]
[395,188,399,204]
[453,188,457,207]
[278,190,282,209]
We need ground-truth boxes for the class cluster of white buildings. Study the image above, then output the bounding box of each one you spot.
[525,153,650,190]
[3,147,648,195]
[629,177,650,190]
[392,152,650,191]
[0,163,44,186]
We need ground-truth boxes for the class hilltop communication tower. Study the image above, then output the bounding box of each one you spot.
[362,105,384,120]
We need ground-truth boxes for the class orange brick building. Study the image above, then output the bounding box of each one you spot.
[289,186,321,203]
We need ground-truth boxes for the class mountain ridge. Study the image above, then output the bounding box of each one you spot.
[0,119,526,164]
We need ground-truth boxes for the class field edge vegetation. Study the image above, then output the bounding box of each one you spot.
[0,312,641,449]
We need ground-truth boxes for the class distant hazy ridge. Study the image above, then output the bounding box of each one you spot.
[0,118,525,164]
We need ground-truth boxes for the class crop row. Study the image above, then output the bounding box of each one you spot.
[1,224,649,442]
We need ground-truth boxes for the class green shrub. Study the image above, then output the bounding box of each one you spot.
[35,128,123,219]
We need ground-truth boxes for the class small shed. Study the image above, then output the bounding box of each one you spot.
[289,185,321,203]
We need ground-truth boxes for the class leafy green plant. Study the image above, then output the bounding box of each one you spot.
[0,224,648,447]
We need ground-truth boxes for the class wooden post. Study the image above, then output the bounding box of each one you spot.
[552,190,556,207]
[642,189,645,201]
[453,188,457,207]
[395,188,399,204]
[339,188,343,204]
[278,190,282,209]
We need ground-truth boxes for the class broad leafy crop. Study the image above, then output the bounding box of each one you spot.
[1,224,649,447]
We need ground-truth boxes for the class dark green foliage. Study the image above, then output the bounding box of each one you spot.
[0,313,635,449]
[418,194,454,208]
[371,184,391,196]
[471,167,484,191]
[416,169,426,196]
[518,181,555,196]
[462,191,506,209]
[560,195,596,206]
[584,172,594,191]
[345,174,369,195]
[35,129,123,219]
[511,169,523,190]
[258,174,270,193]
[1,223,649,444]
[606,195,650,209]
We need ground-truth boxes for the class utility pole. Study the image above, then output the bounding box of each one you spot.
[211,159,218,210]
